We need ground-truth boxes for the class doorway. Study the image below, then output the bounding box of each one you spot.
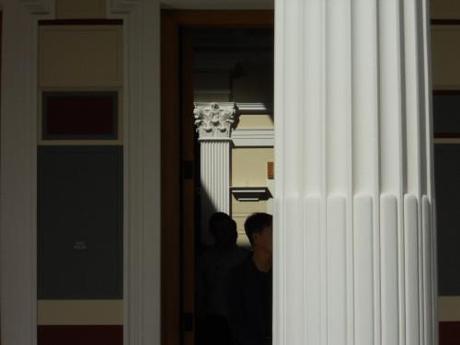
[161,10,274,345]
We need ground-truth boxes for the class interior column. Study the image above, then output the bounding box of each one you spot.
[194,102,237,244]
[274,0,437,344]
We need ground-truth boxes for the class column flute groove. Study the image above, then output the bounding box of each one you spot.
[275,0,437,345]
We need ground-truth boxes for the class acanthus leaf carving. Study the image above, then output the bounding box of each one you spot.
[194,102,237,140]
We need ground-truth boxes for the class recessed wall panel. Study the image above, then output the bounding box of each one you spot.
[38,325,122,345]
[38,146,123,299]
[232,147,274,186]
[42,92,118,140]
[433,92,460,137]
[435,145,460,295]
[39,25,122,87]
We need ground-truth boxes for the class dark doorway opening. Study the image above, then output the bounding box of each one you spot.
[161,11,274,345]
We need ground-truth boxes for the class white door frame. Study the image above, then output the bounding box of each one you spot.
[107,1,161,344]
[1,1,162,345]
[0,1,54,344]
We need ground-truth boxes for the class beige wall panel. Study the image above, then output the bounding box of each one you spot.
[432,26,460,89]
[431,0,460,19]
[56,0,106,19]
[236,114,274,129]
[232,197,268,214]
[236,232,251,247]
[232,148,274,186]
[38,300,123,325]
[438,296,460,321]
[232,197,268,247]
[39,26,122,87]
[232,148,273,246]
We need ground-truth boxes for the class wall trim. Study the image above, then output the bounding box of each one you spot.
[232,128,274,147]
[39,19,123,25]
[0,1,54,345]
[107,1,161,345]
[237,102,272,114]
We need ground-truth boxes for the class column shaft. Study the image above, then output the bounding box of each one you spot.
[200,140,231,243]
[274,0,437,344]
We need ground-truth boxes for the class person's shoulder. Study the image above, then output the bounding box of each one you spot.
[230,254,253,278]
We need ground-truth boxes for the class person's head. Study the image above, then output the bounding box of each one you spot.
[209,212,238,248]
[244,213,273,254]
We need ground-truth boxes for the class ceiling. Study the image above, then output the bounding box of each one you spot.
[161,0,274,10]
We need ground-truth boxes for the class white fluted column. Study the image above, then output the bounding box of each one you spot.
[274,0,437,345]
[194,102,237,244]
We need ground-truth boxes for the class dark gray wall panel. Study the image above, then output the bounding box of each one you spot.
[433,93,460,137]
[435,144,460,295]
[38,146,123,299]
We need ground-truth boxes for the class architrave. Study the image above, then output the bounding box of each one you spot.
[161,9,274,345]
[107,1,162,345]
[0,1,55,344]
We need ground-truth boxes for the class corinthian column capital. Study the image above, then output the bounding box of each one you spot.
[194,102,237,140]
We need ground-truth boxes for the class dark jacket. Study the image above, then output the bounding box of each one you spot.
[227,256,272,345]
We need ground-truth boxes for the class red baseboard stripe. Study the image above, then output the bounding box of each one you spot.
[440,321,460,345]
[38,325,122,345]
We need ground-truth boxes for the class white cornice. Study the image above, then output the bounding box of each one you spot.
[237,102,272,114]
[193,101,272,114]
[232,128,274,147]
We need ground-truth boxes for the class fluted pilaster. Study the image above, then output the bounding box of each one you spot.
[274,0,436,344]
[194,102,237,244]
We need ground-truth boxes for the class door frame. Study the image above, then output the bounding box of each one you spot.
[161,10,274,345]
[1,2,163,345]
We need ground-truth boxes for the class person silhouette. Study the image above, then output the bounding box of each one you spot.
[196,212,250,345]
[227,212,273,345]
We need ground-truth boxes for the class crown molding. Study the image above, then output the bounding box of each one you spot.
[237,102,272,113]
